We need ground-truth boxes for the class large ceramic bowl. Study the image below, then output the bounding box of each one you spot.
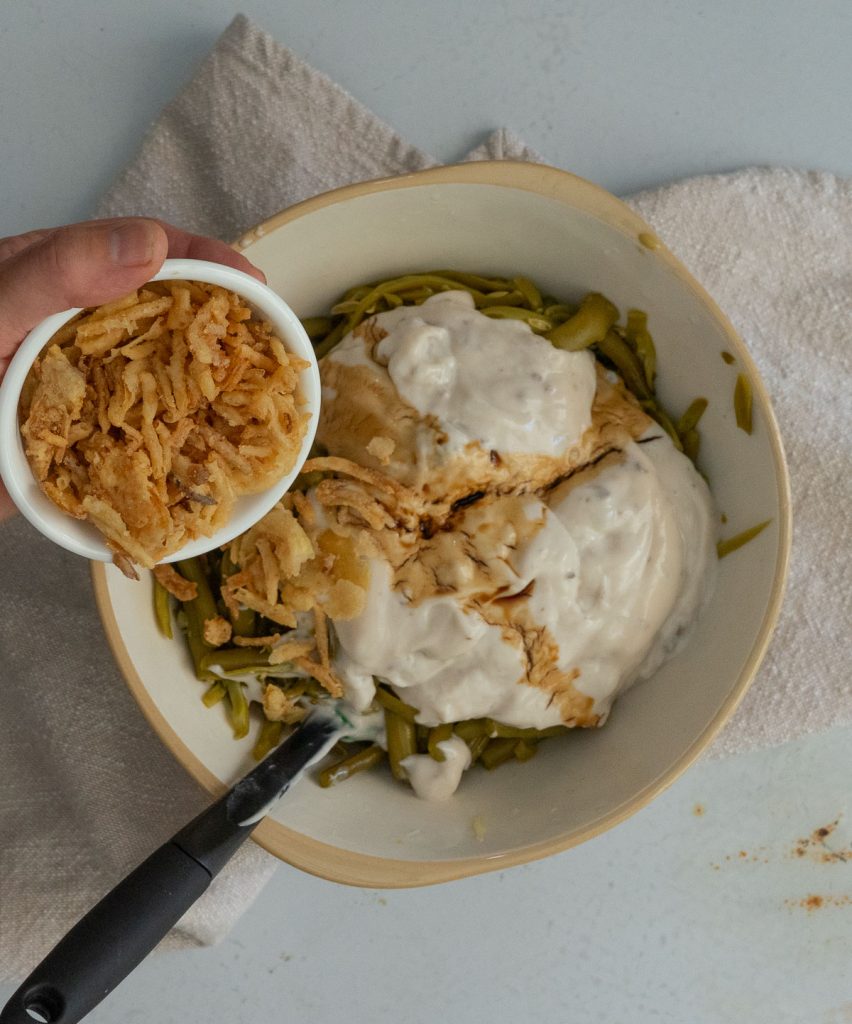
[93,162,791,887]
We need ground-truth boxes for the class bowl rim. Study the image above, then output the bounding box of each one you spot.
[92,160,792,888]
[0,257,320,564]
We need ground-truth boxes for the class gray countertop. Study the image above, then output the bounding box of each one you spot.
[3,0,851,238]
[2,3,851,1021]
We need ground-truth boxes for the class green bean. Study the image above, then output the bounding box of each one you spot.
[301,316,333,340]
[252,718,284,761]
[624,309,657,391]
[681,429,700,462]
[514,739,538,762]
[427,723,454,762]
[230,608,257,638]
[220,549,237,578]
[430,269,512,291]
[641,400,684,452]
[717,520,770,559]
[480,738,519,770]
[384,708,417,780]
[345,274,484,329]
[476,290,525,309]
[313,319,353,359]
[479,306,553,333]
[677,397,708,435]
[373,686,419,723]
[153,579,172,639]
[202,680,226,707]
[178,601,214,680]
[546,292,619,351]
[200,647,273,674]
[415,723,430,753]
[394,286,435,305]
[330,299,363,316]
[543,303,577,321]
[734,374,753,434]
[173,558,220,679]
[512,276,543,311]
[340,284,374,303]
[596,330,652,400]
[318,744,386,788]
[176,557,219,623]
[224,679,250,740]
[452,718,492,741]
[464,734,490,764]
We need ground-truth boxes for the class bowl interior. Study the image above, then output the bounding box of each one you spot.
[97,167,789,886]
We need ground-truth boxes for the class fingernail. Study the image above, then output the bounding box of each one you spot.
[109,221,156,267]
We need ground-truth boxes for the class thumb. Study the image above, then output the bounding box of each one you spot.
[0,218,169,362]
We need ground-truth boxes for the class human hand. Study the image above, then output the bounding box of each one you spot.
[0,217,264,522]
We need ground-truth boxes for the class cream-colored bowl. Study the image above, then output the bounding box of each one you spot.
[94,162,791,887]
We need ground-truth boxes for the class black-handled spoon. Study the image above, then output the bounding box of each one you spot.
[0,708,343,1024]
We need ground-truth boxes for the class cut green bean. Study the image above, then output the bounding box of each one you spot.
[224,679,250,740]
[180,602,215,680]
[313,319,353,359]
[734,374,753,434]
[340,283,373,303]
[153,579,172,639]
[479,306,554,333]
[681,429,700,462]
[415,723,430,753]
[176,557,219,623]
[638,232,661,251]
[318,744,386,788]
[480,737,519,770]
[464,734,490,764]
[220,550,237,578]
[230,607,257,638]
[301,316,333,340]
[717,520,771,558]
[430,269,512,291]
[200,647,273,674]
[252,718,284,761]
[373,686,419,723]
[543,303,577,321]
[596,330,652,400]
[546,292,619,351]
[476,290,525,309]
[677,397,708,436]
[514,739,538,762]
[625,309,657,391]
[511,276,543,310]
[427,723,454,762]
[173,558,219,679]
[641,400,684,452]
[384,709,417,780]
[202,680,226,707]
[453,718,490,742]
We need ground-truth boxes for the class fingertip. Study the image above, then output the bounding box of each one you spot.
[245,261,267,284]
[226,248,267,283]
